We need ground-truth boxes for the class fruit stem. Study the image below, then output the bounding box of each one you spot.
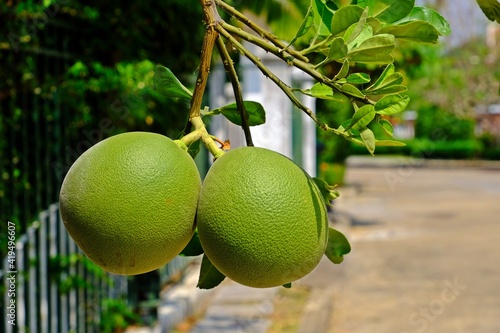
[191,116,225,159]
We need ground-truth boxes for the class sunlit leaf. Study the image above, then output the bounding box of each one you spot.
[348,104,376,130]
[396,6,451,36]
[346,73,371,84]
[340,83,365,99]
[345,8,370,45]
[313,177,340,206]
[330,5,364,36]
[360,127,376,154]
[302,83,352,104]
[208,101,266,126]
[153,65,193,100]
[366,17,382,33]
[348,34,395,64]
[333,59,350,80]
[367,84,407,96]
[364,71,405,95]
[338,119,352,132]
[365,63,395,91]
[375,94,410,115]
[346,23,373,50]
[327,37,348,61]
[313,0,335,36]
[325,228,351,264]
[357,0,415,23]
[375,139,406,147]
[378,20,440,43]
[378,118,394,137]
[197,254,226,289]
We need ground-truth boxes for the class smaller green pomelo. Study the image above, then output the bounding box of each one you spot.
[59,132,201,275]
[197,147,329,288]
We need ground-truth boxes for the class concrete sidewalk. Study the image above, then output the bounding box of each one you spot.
[130,158,500,333]
[300,164,500,333]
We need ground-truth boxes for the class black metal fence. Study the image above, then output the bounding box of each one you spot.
[1,5,200,331]
[1,203,194,332]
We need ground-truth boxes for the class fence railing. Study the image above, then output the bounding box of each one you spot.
[2,203,194,333]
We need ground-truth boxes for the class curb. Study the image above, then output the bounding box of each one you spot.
[126,258,215,333]
[346,155,500,170]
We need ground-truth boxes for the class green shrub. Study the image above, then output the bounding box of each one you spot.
[483,147,500,160]
[350,139,484,160]
[415,105,475,141]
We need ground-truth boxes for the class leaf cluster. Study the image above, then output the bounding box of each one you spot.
[288,0,450,154]
[155,0,451,155]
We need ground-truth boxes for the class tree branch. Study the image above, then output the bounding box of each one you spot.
[216,24,327,130]
[190,0,221,119]
[214,0,310,63]
[215,38,254,146]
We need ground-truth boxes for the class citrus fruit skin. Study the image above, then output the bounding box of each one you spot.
[59,132,201,275]
[197,147,329,288]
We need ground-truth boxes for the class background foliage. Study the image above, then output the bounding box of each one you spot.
[0,0,205,242]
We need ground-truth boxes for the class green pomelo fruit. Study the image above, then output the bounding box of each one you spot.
[59,132,201,275]
[197,146,329,288]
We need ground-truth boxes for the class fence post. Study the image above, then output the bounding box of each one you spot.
[28,224,38,333]
[49,204,59,333]
[39,210,50,333]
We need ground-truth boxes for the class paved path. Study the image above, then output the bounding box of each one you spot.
[129,161,500,333]
[300,164,500,333]
[189,282,278,333]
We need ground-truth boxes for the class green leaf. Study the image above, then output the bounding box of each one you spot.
[375,139,406,147]
[313,0,335,36]
[348,104,376,130]
[209,101,266,126]
[346,23,373,50]
[365,72,403,94]
[396,7,451,36]
[187,139,202,159]
[367,84,407,96]
[325,228,351,264]
[197,254,226,289]
[366,17,382,33]
[378,118,394,137]
[365,63,395,91]
[348,34,395,64]
[286,1,315,48]
[333,59,350,80]
[378,21,440,44]
[179,229,203,257]
[153,65,193,100]
[346,73,371,84]
[338,119,352,132]
[375,94,410,115]
[360,127,376,154]
[357,0,415,23]
[313,177,340,206]
[302,84,352,105]
[340,83,365,99]
[330,5,364,36]
[282,283,292,289]
[344,8,369,45]
[476,0,500,23]
[327,37,348,61]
